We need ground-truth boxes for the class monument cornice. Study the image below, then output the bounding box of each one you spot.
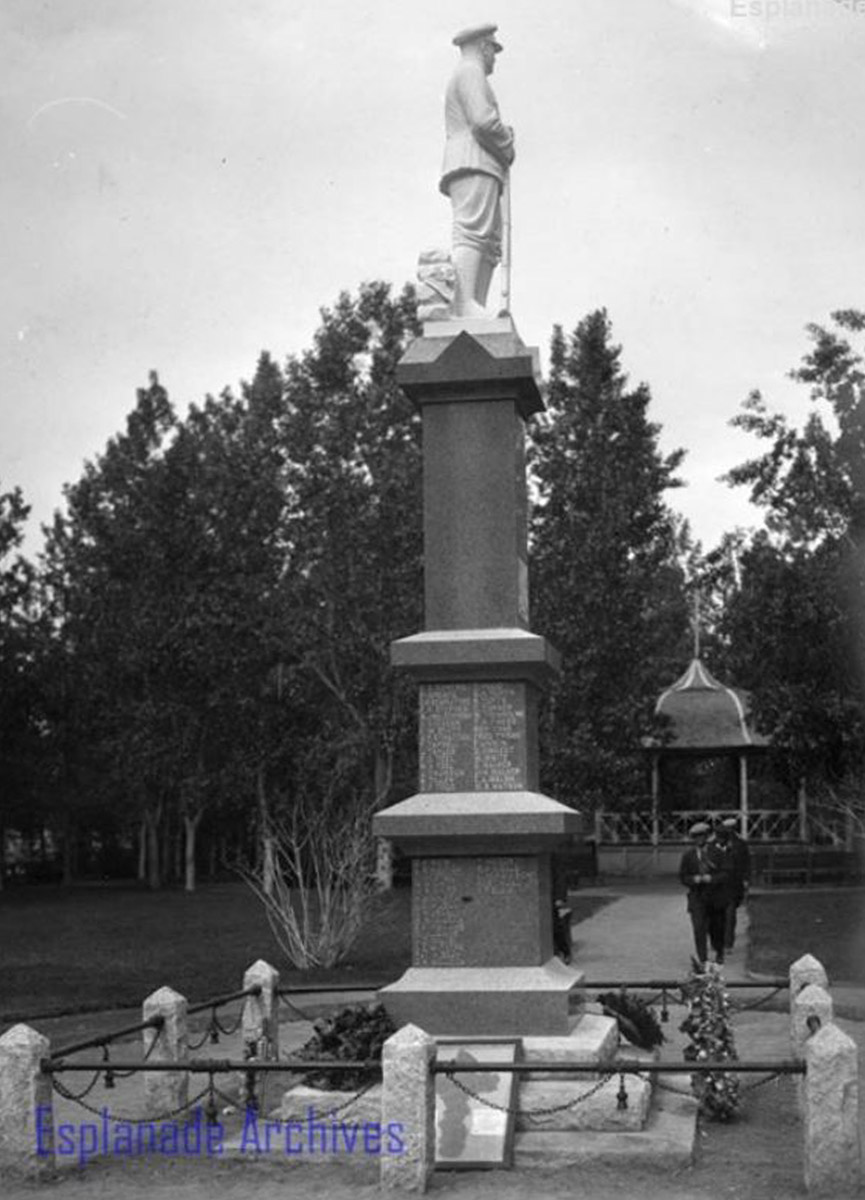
[397,323,544,420]
[391,627,561,687]
[372,790,582,848]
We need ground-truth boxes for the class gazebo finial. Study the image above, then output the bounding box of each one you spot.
[691,590,702,660]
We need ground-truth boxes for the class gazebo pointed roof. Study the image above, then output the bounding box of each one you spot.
[653,658,768,752]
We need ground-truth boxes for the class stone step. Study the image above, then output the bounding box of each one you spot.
[513,1084,698,1169]
[522,1012,619,1079]
[515,1075,652,1131]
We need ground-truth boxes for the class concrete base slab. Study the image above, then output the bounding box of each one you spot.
[280,1083,383,1126]
[513,1085,698,1169]
[522,1013,619,1079]
[516,1076,652,1131]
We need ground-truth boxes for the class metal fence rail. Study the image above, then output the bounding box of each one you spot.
[41,1056,803,1078]
[432,1058,804,1076]
[187,984,261,1016]
[583,978,787,990]
[53,1015,166,1060]
[42,1057,381,1074]
[276,982,389,995]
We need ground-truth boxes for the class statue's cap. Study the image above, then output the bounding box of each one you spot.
[452,23,502,51]
[689,822,709,837]
[721,818,738,829]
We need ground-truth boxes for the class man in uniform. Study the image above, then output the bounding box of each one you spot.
[679,821,731,966]
[440,23,515,317]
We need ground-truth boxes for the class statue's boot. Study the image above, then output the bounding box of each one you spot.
[452,246,488,318]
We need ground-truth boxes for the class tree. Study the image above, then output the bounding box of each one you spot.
[42,373,183,886]
[529,310,689,810]
[726,309,865,547]
[36,281,423,908]
[0,484,40,885]
[719,310,865,815]
[41,363,298,889]
[275,281,423,814]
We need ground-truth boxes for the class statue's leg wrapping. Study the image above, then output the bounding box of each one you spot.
[452,245,487,317]
[448,174,501,316]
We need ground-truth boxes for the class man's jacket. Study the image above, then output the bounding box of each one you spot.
[679,843,731,909]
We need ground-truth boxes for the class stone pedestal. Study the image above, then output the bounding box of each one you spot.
[374,318,582,1036]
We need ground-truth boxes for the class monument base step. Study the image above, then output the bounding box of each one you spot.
[516,1075,652,1131]
[521,1012,619,1078]
[380,960,583,1036]
[512,1085,698,1168]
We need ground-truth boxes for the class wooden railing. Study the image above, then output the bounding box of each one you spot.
[593,808,850,845]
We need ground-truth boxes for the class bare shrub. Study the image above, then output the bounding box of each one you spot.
[240,795,379,970]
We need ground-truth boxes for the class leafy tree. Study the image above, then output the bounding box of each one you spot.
[0,485,40,883]
[41,365,296,889]
[726,310,865,547]
[42,374,182,885]
[275,282,423,818]
[719,311,865,815]
[237,282,425,962]
[34,283,423,915]
[529,310,690,810]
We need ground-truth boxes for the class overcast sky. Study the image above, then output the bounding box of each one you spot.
[3,0,864,556]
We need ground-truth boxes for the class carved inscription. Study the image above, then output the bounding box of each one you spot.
[419,684,475,791]
[420,682,526,792]
[414,857,543,967]
[414,859,466,965]
[473,684,524,790]
[476,857,534,897]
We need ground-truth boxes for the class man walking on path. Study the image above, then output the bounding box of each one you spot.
[679,821,731,966]
[717,817,751,951]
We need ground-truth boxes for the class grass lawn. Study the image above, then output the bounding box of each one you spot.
[0,883,614,1026]
[747,886,865,983]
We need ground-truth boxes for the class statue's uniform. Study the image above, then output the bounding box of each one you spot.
[440,58,514,268]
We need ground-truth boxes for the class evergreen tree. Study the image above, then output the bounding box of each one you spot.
[530,310,689,810]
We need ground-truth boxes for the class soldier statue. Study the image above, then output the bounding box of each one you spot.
[440,23,515,318]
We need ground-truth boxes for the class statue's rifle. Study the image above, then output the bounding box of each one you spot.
[500,171,512,315]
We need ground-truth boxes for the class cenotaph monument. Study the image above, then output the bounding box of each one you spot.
[374,23,583,1036]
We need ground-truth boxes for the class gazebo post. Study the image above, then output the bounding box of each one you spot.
[739,752,749,838]
[650,753,660,856]
[798,778,808,843]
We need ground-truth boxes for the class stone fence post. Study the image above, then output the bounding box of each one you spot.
[792,984,834,1058]
[803,1022,861,1194]
[143,986,188,1118]
[0,1024,54,1178]
[242,960,280,1060]
[790,954,828,1014]
[380,1023,436,1193]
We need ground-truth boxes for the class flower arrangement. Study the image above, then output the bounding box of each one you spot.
[597,989,666,1052]
[679,962,740,1120]
[294,1003,396,1090]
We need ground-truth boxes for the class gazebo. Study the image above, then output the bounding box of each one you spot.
[594,657,794,875]
[646,656,770,835]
